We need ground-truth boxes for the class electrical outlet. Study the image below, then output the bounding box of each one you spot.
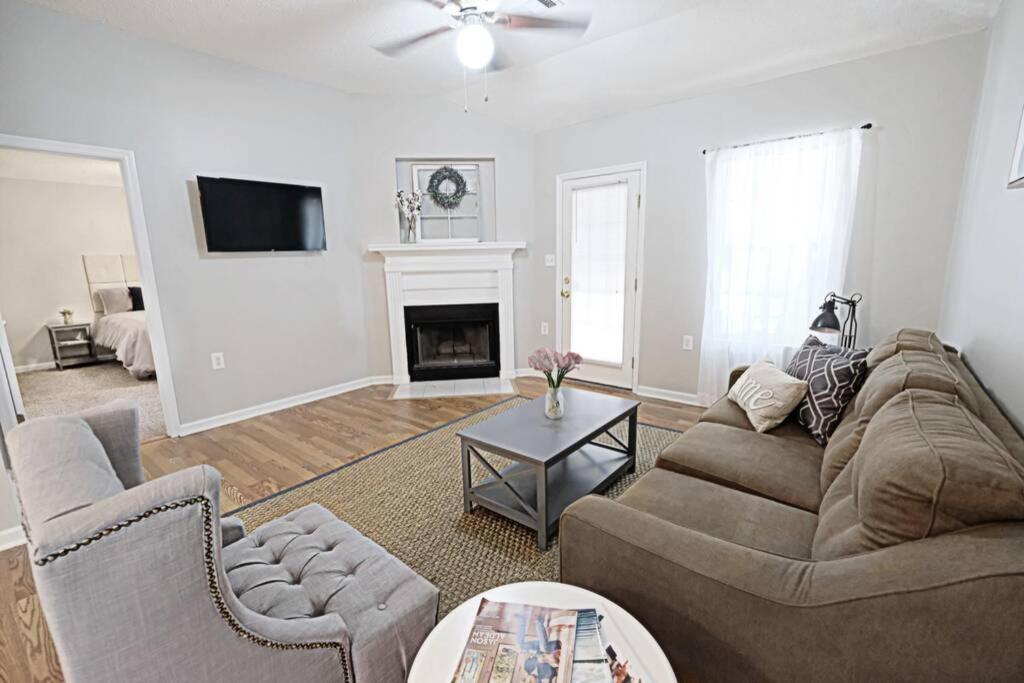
[541,321,550,335]
[683,335,694,351]
[211,352,225,370]
[544,254,556,267]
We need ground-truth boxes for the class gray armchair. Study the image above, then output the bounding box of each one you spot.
[6,400,439,682]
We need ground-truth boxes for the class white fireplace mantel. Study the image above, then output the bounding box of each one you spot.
[368,242,526,385]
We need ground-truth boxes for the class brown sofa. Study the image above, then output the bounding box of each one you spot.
[560,329,1024,681]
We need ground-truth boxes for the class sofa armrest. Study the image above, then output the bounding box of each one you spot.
[728,365,750,389]
[221,515,246,546]
[560,495,1024,680]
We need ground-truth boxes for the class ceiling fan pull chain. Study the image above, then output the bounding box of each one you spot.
[484,64,489,103]
[463,65,469,113]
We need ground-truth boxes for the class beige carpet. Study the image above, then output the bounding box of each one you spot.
[17,363,166,441]
[231,397,680,616]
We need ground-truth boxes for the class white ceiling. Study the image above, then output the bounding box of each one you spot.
[0,148,123,187]
[28,0,1000,131]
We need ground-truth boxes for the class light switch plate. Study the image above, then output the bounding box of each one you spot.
[683,336,694,351]
[541,321,550,335]
[544,254,556,267]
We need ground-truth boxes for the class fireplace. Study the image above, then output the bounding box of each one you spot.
[404,304,500,382]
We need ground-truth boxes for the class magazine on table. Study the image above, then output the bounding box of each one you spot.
[451,599,646,683]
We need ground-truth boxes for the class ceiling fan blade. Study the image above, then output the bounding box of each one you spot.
[495,13,591,32]
[374,25,453,57]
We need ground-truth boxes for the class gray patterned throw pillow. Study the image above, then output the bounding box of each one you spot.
[786,336,869,445]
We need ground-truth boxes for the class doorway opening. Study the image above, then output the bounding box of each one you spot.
[0,135,179,442]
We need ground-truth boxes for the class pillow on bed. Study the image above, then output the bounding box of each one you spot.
[128,286,145,311]
[97,287,131,315]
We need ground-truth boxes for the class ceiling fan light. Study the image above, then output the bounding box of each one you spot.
[456,24,495,70]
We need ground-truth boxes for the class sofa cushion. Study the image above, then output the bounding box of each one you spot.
[699,396,820,445]
[224,504,439,680]
[854,350,978,419]
[618,468,818,558]
[7,416,125,535]
[865,328,943,369]
[727,361,808,433]
[819,413,871,495]
[786,336,869,446]
[813,390,1024,559]
[656,422,824,512]
[819,350,980,494]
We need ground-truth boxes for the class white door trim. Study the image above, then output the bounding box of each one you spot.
[555,161,647,390]
[0,132,182,436]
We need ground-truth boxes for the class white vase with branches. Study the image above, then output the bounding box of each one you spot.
[395,190,424,243]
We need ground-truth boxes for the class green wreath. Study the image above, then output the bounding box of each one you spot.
[427,166,467,211]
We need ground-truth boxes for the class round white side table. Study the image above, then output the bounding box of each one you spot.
[408,581,676,682]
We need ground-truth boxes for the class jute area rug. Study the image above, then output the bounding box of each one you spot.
[231,396,680,616]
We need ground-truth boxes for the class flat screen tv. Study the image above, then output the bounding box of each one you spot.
[197,176,326,252]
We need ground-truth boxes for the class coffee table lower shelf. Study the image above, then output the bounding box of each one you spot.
[465,444,631,549]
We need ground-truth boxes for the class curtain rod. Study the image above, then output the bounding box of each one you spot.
[701,123,873,156]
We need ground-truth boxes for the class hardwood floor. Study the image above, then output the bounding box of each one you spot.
[0,377,702,682]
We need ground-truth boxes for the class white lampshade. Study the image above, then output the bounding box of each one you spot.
[456,24,494,70]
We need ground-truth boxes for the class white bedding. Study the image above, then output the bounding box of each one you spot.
[93,311,156,379]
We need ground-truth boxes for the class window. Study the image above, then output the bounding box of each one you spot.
[697,129,864,404]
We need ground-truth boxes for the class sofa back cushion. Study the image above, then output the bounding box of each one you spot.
[865,328,943,369]
[7,417,125,537]
[813,390,1024,559]
[819,350,980,493]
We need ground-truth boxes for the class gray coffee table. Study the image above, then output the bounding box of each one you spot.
[458,388,639,550]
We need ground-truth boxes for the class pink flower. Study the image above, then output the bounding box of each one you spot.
[529,347,582,388]
[528,348,556,373]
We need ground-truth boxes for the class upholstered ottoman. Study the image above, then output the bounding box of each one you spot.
[223,504,439,683]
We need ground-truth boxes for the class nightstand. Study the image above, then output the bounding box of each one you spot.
[47,323,96,370]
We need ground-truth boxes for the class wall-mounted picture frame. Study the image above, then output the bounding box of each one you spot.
[1009,104,1024,189]
[412,162,481,243]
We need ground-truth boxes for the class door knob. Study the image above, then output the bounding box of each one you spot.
[563,276,571,284]
[560,289,571,299]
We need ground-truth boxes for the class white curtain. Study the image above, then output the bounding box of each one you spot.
[697,128,864,405]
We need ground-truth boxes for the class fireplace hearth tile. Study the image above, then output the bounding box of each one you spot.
[388,378,514,401]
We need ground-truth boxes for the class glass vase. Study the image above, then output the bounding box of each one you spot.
[544,386,565,420]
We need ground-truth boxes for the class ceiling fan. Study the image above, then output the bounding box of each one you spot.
[375,0,592,71]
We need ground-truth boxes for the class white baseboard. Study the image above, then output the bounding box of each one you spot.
[176,375,394,437]
[516,368,706,407]
[0,525,26,552]
[635,385,705,407]
[14,361,55,373]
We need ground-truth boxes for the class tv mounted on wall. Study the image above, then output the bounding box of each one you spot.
[197,176,326,252]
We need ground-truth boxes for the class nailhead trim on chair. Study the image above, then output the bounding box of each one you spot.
[33,496,353,683]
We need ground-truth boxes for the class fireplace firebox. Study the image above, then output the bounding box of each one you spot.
[404,304,500,382]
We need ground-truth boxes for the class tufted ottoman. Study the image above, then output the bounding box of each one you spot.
[223,504,439,683]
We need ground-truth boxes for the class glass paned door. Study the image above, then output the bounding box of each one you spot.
[558,168,643,388]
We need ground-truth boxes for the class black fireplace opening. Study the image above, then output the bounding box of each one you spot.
[405,303,500,382]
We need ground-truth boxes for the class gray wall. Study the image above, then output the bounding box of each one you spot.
[940,0,1024,428]
[0,0,534,425]
[529,34,988,397]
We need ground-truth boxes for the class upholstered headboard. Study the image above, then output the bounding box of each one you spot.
[82,254,141,313]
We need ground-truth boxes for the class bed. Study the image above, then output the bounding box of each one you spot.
[83,254,156,379]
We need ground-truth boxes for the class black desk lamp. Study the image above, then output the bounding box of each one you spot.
[810,292,862,349]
